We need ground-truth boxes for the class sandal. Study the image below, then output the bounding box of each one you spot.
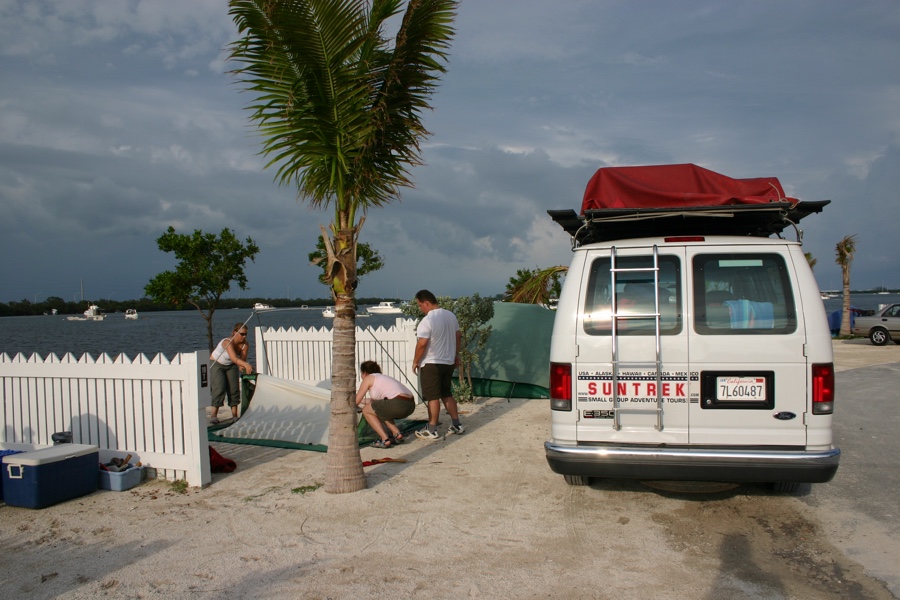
[371,438,392,449]
[392,433,405,445]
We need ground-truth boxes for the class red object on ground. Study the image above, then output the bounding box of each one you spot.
[209,446,237,473]
[362,458,407,467]
[580,163,796,213]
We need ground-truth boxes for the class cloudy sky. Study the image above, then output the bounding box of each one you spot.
[2,0,898,305]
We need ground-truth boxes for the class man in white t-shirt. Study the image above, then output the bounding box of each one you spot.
[412,290,465,440]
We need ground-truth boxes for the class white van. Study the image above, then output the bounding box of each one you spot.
[545,169,840,491]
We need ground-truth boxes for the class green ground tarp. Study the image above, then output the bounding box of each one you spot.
[467,302,554,399]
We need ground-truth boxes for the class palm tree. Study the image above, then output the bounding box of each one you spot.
[228,0,458,493]
[835,235,857,336]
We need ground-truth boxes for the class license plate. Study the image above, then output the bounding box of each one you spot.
[717,376,766,401]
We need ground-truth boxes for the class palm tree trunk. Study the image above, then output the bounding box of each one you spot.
[323,224,366,493]
[840,265,852,337]
[324,294,365,492]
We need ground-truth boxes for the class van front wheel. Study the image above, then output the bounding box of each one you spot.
[564,474,590,486]
[869,328,890,346]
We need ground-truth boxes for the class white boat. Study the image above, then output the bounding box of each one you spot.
[253,302,274,311]
[67,280,105,321]
[366,301,403,315]
[67,304,105,321]
[322,306,335,318]
[124,308,139,320]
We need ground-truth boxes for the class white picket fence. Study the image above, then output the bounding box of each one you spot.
[255,318,419,389]
[0,320,418,489]
[0,352,210,487]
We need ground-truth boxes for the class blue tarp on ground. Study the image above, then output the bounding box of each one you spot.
[827,308,861,334]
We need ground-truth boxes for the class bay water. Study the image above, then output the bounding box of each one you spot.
[0,307,410,364]
[2,294,897,362]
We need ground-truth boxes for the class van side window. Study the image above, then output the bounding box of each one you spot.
[583,255,682,336]
[693,253,797,335]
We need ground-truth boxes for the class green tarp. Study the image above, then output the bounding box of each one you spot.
[467,302,554,399]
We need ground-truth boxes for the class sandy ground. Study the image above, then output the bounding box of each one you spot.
[1,339,898,599]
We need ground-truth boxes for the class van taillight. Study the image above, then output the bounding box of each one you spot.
[812,363,834,414]
[550,362,572,411]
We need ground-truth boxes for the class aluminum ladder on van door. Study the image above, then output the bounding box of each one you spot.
[609,244,664,431]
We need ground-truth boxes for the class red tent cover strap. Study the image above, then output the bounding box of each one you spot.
[581,163,796,212]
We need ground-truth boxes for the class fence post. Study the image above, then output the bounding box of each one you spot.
[185,351,211,487]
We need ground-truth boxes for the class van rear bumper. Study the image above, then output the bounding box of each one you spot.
[545,442,840,483]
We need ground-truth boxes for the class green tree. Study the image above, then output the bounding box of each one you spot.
[402,294,493,402]
[835,234,857,337]
[228,0,458,493]
[145,227,260,352]
[505,266,568,304]
[308,235,384,287]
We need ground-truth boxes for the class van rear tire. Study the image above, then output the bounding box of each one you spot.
[564,474,590,486]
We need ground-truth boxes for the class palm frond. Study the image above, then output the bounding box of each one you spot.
[507,266,568,304]
[228,0,458,216]
[834,234,857,267]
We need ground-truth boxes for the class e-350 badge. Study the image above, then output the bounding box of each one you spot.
[583,410,615,419]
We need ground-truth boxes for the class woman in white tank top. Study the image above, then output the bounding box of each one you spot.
[208,323,254,423]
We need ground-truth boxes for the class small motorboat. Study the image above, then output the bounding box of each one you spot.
[253,302,274,311]
[366,301,403,315]
[124,308,139,320]
[67,305,105,321]
[322,306,336,318]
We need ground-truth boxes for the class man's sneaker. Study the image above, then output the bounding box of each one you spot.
[447,423,465,435]
[415,428,441,440]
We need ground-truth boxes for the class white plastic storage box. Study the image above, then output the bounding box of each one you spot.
[2,444,99,509]
[98,465,143,491]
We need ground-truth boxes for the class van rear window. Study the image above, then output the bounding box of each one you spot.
[582,255,682,336]
[693,253,797,335]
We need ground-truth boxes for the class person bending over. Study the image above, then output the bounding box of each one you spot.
[356,360,416,449]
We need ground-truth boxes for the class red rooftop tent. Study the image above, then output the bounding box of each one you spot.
[580,163,796,212]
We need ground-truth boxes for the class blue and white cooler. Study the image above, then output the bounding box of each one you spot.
[2,444,99,509]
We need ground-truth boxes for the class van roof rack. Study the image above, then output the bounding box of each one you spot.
[548,200,830,247]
